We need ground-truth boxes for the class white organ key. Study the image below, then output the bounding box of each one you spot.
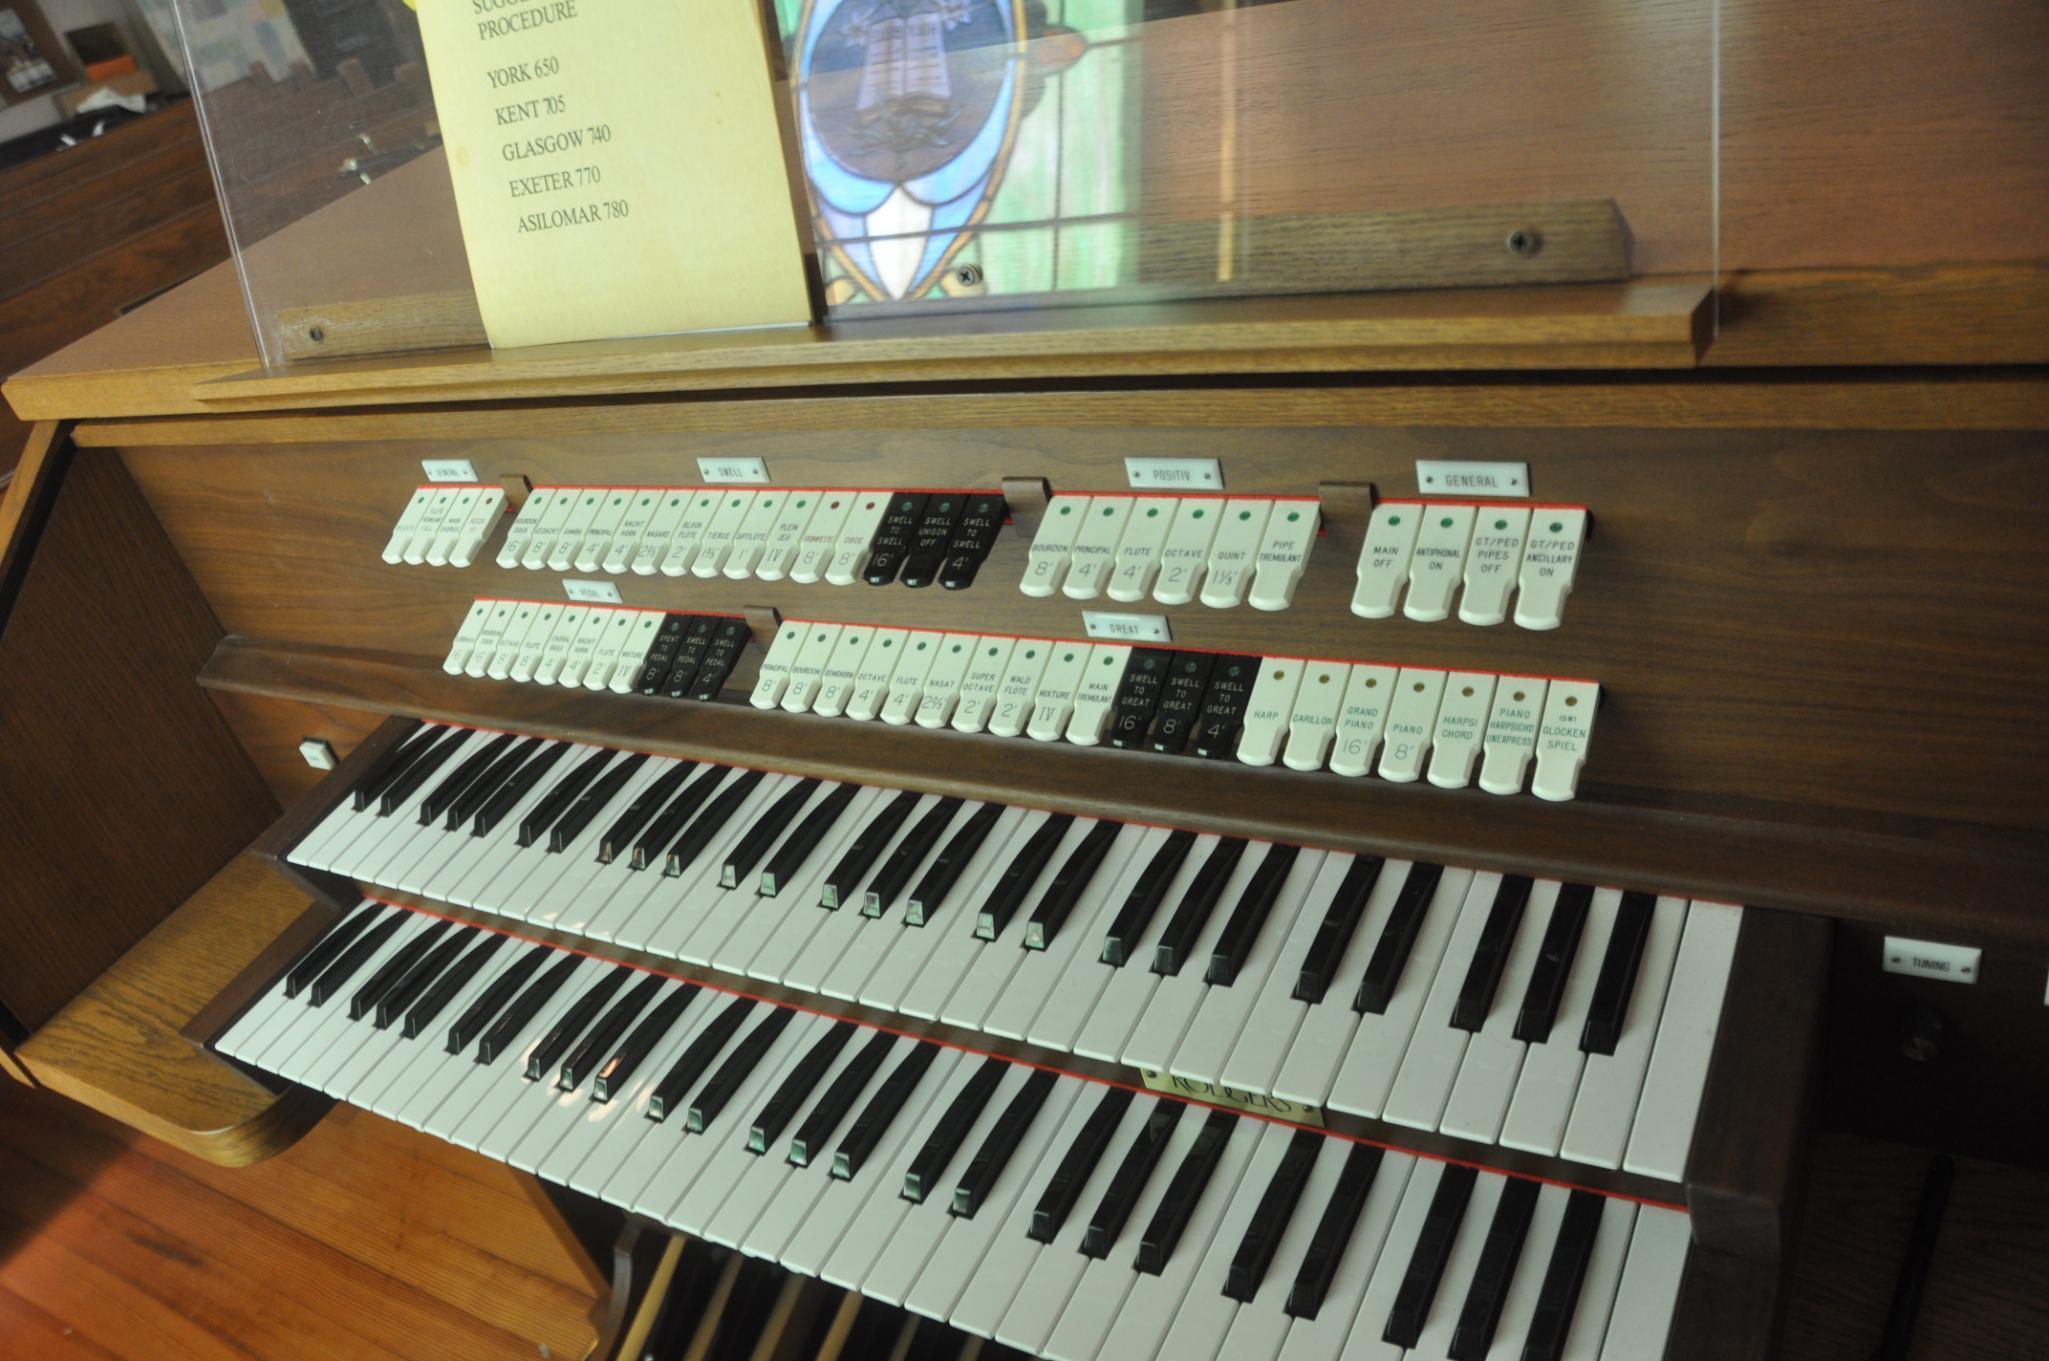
[443,600,494,674]
[1273,1156,1420,1361]
[701,1020,872,1246]
[575,489,633,572]
[749,621,806,709]
[1327,1156,1448,1361]
[546,488,605,572]
[690,489,757,577]
[1439,879,1562,1144]
[1065,644,1130,745]
[561,990,728,1197]
[779,623,844,712]
[1199,499,1273,608]
[596,997,766,1212]
[1151,1121,1299,1361]
[846,628,910,722]
[659,490,722,576]
[1106,498,1177,601]
[1351,501,1422,618]
[1623,902,1742,1181]
[1531,680,1600,802]
[641,775,800,961]
[487,601,545,680]
[1473,1182,1570,1361]
[1282,662,1350,771]
[361,936,527,1119]
[1478,679,1547,795]
[812,625,877,718]
[951,636,1015,734]
[425,487,481,566]
[1071,832,1219,1063]
[1328,664,1400,778]
[533,977,697,1182]
[1596,1206,1686,1361]
[1515,507,1589,631]
[912,633,978,728]
[1425,671,1497,789]
[988,639,1054,738]
[1382,872,1507,1132]
[1403,503,1477,621]
[384,487,435,563]
[446,956,609,1149]
[755,491,822,580]
[824,491,892,586]
[504,973,676,1173]
[600,490,660,574]
[1217,852,1361,1094]
[266,915,441,1083]
[870,807,1031,1013]
[1561,894,1687,1170]
[529,760,674,934]
[1377,668,1447,783]
[722,490,785,578]
[665,1012,831,1234]
[1265,859,1420,1108]
[555,606,615,688]
[1458,506,1531,626]
[1169,847,1328,1086]
[629,490,692,575]
[582,609,640,690]
[1325,866,1477,1119]
[403,487,461,565]
[631,1008,810,1221]
[497,487,554,568]
[520,488,577,570]
[1499,888,1620,1157]
[1022,494,1091,597]
[1558,1197,1639,1361]
[607,611,665,693]
[531,605,589,685]
[985,824,1152,1041]
[1026,642,1095,741]
[1153,497,1222,606]
[1248,498,1320,611]
[938,815,1100,1029]
[740,790,889,981]
[1214,1136,1358,1361]
[1407,1172,1507,1360]
[788,491,856,584]
[880,631,945,725]
[464,600,518,678]
[1060,496,1133,600]
[1237,657,1306,766]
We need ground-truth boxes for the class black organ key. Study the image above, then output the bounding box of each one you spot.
[1581,890,1657,1055]
[1190,656,1257,759]
[1355,862,1446,1014]
[635,613,693,694]
[379,727,471,815]
[418,732,514,825]
[686,618,751,701]
[346,719,428,812]
[447,944,550,1054]
[375,923,478,1029]
[284,903,382,999]
[1287,1141,1384,1319]
[549,752,649,852]
[864,796,963,917]
[1382,1163,1477,1348]
[975,813,1076,940]
[1515,882,1593,1044]
[937,493,1007,590]
[448,736,541,832]
[903,1057,1008,1203]
[1102,828,1198,966]
[833,1042,940,1179]
[309,911,406,1007]
[665,768,769,877]
[599,759,696,864]
[789,1031,897,1166]
[1520,1189,1605,1361]
[476,952,580,1065]
[350,922,452,1026]
[407,932,507,1039]
[905,802,1002,925]
[1225,1128,1320,1302]
[1135,1108,1236,1273]
[688,1007,795,1132]
[559,972,666,1090]
[1293,854,1386,1004]
[951,1068,1058,1218]
[632,763,727,871]
[518,747,615,849]
[658,616,718,699]
[649,996,756,1121]
[1031,1086,1136,1244]
[749,1021,857,1153]
[474,741,569,837]
[897,494,965,589]
[862,492,931,586]
[1208,843,1300,986]
[1148,653,1215,755]
[1154,837,1249,976]
[592,982,698,1101]
[1025,819,1124,949]
[526,965,634,1081]
[1107,648,1172,750]
[722,778,822,888]
[1449,1176,1540,1360]
[1081,1100,1182,1258]
[1451,874,1535,1032]
[760,783,861,897]
[822,790,920,909]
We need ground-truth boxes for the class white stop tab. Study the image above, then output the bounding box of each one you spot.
[1066,644,1131,745]
[572,490,631,573]
[1426,672,1497,789]
[497,488,554,569]
[521,490,578,570]
[601,491,660,575]
[1329,663,1400,777]
[1403,505,1477,622]
[989,640,1055,737]
[723,490,787,580]
[787,492,855,584]
[691,490,758,578]
[913,634,979,728]
[1515,507,1589,630]
[427,486,485,566]
[1021,495,1091,597]
[608,611,666,693]
[1200,500,1274,608]
[404,487,463,565]
[1377,668,1448,782]
[814,626,878,718]
[1282,661,1349,771]
[750,621,807,709]
[546,490,606,573]
[1106,500,1176,603]
[628,492,691,575]
[1062,498,1133,601]
[880,631,945,724]
[952,637,1015,734]
[1152,498,1222,606]
[1249,500,1320,612]
[1457,506,1531,626]
[660,491,724,576]
[755,492,822,581]
[847,628,911,721]
[1025,643,1095,741]
[1351,502,1422,619]
[1532,679,1600,801]
[1478,677,1548,795]
[584,609,641,691]
[1237,657,1306,766]
[825,493,893,586]
[509,602,565,682]
[463,600,516,678]
[443,599,494,673]
[781,623,845,712]
[385,487,437,564]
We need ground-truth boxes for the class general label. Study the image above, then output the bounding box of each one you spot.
[422,458,481,483]
[697,457,770,485]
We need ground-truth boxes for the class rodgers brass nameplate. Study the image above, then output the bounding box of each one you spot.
[1137,1069,1325,1127]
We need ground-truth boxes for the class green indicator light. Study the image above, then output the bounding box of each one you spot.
[796,498,808,507]
[669,496,681,506]
[1238,510,1252,520]
[951,643,962,653]
[1063,651,1075,662]
[1495,518,1508,530]
[916,641,927,651]
[1192,508,1206,520]
[1388,514,1401,526]
[1025,648,1037,659]
[1102,506,1115,516]
[1286,510,1300,522]
[1551,521,1564,533]
[1440,515,1454,528]
[815,631,828,641]
[1146,506,1159,518]
[987,645,999,655]
[1058,505,1073,516]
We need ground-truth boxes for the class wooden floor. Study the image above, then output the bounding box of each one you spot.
[0,1079,600,1361]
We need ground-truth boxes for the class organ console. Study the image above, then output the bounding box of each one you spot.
[3,3,2048,1357]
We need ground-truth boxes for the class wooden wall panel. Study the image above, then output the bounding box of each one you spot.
[207,689,391,805]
